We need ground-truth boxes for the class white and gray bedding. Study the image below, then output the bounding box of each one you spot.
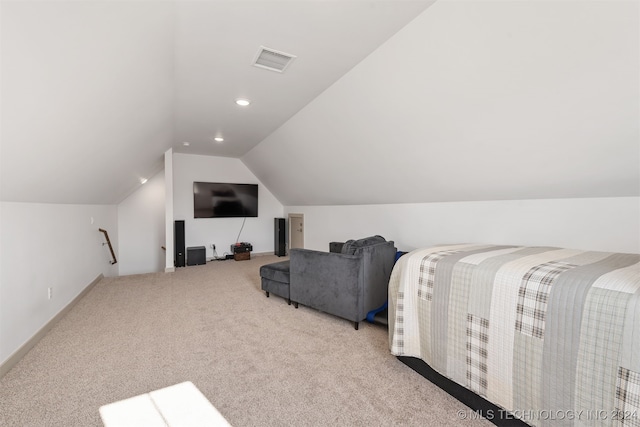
[388,244,640,426]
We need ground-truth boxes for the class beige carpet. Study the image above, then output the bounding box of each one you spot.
[0,255,492,426]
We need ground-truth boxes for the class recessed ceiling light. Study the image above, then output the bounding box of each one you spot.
[182,141,190,146]
[235,98,251,107]
[214,137,224,142]
[140,178,148,185]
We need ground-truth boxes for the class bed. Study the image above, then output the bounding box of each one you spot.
[388,244,640,426]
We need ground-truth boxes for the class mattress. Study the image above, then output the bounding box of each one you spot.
[388,244,640,426]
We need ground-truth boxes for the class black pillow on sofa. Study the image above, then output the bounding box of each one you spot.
[341,235,386,255]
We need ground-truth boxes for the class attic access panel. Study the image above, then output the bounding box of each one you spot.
[252,46,296,73]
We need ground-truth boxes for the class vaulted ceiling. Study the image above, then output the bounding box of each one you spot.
[243,0,639,206]
[0,0,434,204]
[2,1,638,207]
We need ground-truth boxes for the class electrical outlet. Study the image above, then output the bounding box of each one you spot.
[48,287,52,300]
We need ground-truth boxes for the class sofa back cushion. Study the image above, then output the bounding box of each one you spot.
[329,242,344,253]
[341,235,386,255]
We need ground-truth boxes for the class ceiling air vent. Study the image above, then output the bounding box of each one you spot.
[252,46,296,73]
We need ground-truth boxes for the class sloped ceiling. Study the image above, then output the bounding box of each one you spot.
[0,0,434,204]
[3,1,637,207]
[1,1,175,205]
[171,1,435,158]
[243,0,640,206]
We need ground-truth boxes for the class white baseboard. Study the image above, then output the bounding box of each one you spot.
[167,252,281,269]
[0,274,103,379]
[252,251,279,257]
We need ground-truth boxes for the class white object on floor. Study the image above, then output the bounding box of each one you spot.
[99,381,232,427]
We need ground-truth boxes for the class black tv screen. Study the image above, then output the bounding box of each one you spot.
[193,182,258,218]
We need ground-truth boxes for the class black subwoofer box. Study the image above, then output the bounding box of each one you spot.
[187,246,206,266]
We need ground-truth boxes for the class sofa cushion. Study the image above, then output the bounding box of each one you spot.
[341,235,386,255]
[329,242,344,253]
[259,261,290,283]
[341,240,356,254]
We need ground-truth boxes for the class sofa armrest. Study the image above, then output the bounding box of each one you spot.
[289,249,364,322]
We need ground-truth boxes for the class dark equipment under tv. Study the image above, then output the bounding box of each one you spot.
[193,182,258,218]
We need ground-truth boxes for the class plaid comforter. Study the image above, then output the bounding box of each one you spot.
[389,244,640,426]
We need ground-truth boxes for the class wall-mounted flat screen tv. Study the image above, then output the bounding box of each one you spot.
[193,182,258,218]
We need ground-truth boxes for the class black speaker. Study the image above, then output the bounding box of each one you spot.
[174,220,185,267]
[275,217,286,257]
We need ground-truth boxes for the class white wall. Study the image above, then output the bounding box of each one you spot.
[117,170,166,275]
[0,202,118,365]
[173,153,283,258]
[164,149,175,272]
[285,197,640,254]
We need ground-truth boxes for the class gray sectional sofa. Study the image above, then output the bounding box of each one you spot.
[260,236,396,329]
